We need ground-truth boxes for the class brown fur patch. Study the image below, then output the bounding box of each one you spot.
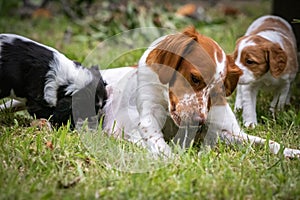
[146,27,218,85]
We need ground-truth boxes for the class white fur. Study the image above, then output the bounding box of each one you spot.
[257,31,285,49]
[234,39,256,84]
[0,99,26,111]
[44,52,93,106]
[100,67,135,85]
[214,46,227,80]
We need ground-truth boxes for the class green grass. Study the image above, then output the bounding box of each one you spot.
[1,1,300,199]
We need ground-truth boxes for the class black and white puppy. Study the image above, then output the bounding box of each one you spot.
[0,34,107,127]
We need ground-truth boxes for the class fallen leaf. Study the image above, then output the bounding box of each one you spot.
[45,141,54,150]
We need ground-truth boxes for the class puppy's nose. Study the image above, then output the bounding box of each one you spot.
[191,113,205,126]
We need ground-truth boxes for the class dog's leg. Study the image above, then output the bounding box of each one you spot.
[221,130,300,158]
[285,87,292,105]
[136,67,172,157]
[206,104,241,147]
[103,68,172,157]
[241,84,258,128]
[270,82,290,119]
[234,84,243,112]
[207,104,300,158]
[270,91,279,117]
[0,99,26,112]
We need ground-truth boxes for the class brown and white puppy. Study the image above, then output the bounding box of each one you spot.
[233,15,298,128]
[102,27,300,158]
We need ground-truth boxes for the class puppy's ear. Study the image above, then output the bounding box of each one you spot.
[268,44,287,78]
[146,28,198,84]
[224,55,242,96]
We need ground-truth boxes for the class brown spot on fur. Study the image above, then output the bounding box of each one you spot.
[146,27,217,85]
[146,29,198,84]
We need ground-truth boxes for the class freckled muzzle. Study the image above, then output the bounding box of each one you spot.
[170,91,210,149]
[169,89,210,128]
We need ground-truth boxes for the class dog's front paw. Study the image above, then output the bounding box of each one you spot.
[269,106,276,118]
[234,100,243,112]
[244,121,257,129]
[234,105,243,113]
[150,139,173,158]
[283,148,300,159]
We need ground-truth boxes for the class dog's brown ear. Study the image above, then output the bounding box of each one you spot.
[146,27,198,84]
[224,55,242,96]
[268,43,287,78]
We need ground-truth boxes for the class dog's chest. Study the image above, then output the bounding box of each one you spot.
[253,72,285,89]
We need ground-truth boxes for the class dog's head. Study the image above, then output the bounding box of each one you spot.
[72,65,107,124]
[146,27,241,127]
[233,35,287,84]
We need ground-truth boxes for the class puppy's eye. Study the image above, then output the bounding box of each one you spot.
[246,59,255,65]
[191,74,200,85]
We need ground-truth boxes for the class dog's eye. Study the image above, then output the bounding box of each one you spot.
[246,59,255,65]
[191,74,200,85]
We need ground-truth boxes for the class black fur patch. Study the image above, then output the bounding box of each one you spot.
[0,36,53,99]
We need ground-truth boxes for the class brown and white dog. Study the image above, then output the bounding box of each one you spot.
[102,27,300,158]
[233,15,298,128]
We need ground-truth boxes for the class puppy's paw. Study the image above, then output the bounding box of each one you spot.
[234,101,243,112]
[234,106,242,113]
[244,121,257,129]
